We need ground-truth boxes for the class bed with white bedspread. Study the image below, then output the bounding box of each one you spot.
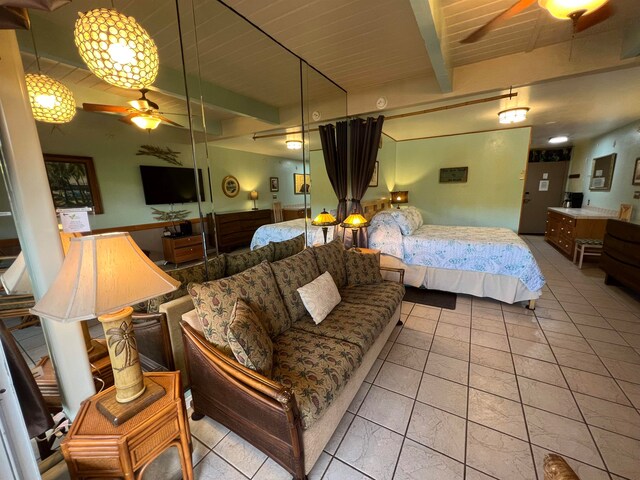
[250,218,332,250]
[369,207,545,304]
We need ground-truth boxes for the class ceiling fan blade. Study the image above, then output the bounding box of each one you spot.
[155,114,183,128]
[460,0,538,44]
[118,114,136,125]
[574,3,613,33]
[83,103,129,114]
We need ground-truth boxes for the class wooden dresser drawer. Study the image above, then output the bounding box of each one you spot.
[162,235,204,264]
[172,235,202,248]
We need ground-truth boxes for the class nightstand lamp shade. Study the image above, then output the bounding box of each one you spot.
[1,252,31,295]
[390,191,408,208]
[31,232,180,424]
[250,190,259,210]
[341,213,370,249]
[312,209,338,244]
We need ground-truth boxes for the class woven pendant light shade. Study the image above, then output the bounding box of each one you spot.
[74,8,159,90]
[25,73,76,124]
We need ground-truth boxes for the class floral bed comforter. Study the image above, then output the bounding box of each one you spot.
[250,219,332,250]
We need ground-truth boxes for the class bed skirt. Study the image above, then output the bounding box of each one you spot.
[380,254,540,304]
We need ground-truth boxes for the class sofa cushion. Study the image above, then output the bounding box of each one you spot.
[207,254,227,280]
[291,302,389,352]
[188,261,290,350]
[224,244,274,276]
[271,234,305,261]
[312,238,347,288]
[227,299,273,376]
[143,262,206,313]
[271,328,363,429]
[344,249,383,286]
[297,272,341,325]
[270,249,320,323]
[339,281,405,317]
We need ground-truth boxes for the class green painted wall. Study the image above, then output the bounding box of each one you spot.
[395,127,531,231]
[363,134,397,203]
[566,121,640,222]
[310,149,337,216]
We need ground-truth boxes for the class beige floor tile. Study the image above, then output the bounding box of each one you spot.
[545,330,595,354]
[596,307,635,320]
[578,325,628,345]
[406,401,466,461]
[471,317,506,335]
[439,311,472,327]
[535,298,563,310]
[430,336,470,361]
[325,412,355,454]
[359,385,414,434]
[588,339,640,364]
[620,331,640,348]
[472,306,503,321]
[386,343,428,371]
[551,345,609,375]
[143,439,210,480]
[308,453,331,480]
[466,422,536,480]
[470,329,510,352]
[403,315,437,334]
[535,307,571,322]
[562,367,631,405]
[524,406,604,468]
[435,322,471,342]
[606,318,640,335]
[518,377,581,420]
[395,329,433,350]
[254,457,293,480]
[189,414,229,449]
[323,459,369,480]
[417,374,468,417]
[509,337,555,363]
[469,363,520,401]
[410,304,441,320]
[513,354,566,387]
[538,318,581,336]
[193,452,248,480]
[468,388,528,440]
[568,312,613,329]
[561,301,600,316]
[214,431,267,477]
[470,344,514,373]
[374,362,422,398]
[591,427,640,480]
[473,298,503,311]
[617,380,640,410]
[506,323,547,344]
[574,392,640,440]
[348,381,371,414]
[378,340,393,360]
[530,445,610,480]
[424,352,469,384]
[401,301,415,315]
[364,358,383,383]
[395,439,464,480]
[600,356,640,384]
[336,417,403,480]
[503,312,538,328]
[465,467,497,480]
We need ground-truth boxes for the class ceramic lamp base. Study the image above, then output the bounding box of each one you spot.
[96,377,165,426]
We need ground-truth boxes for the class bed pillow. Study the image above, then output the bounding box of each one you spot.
[297,271,342,324]
[344,249,383,286]
[271,234,305,261]
[390,206,423,235]
[227,299,273,376]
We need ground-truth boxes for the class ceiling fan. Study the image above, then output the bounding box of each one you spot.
[461,0,613,44]
[82,89,183,130]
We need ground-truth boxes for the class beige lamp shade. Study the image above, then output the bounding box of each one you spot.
[250,190,259,200]
[341,213,370,229]
[312,209,338,226]
[31,232,180,322]
[1,252,32,295]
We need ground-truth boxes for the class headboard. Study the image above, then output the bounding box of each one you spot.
[361,198,392,221]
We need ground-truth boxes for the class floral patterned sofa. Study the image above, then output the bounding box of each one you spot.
[180,239,404,479]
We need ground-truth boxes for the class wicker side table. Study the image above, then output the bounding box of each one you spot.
[61,371,192,479]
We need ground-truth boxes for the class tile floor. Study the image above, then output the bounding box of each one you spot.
[16,236,640,479]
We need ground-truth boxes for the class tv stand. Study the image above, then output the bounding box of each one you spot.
[162,234,203,264]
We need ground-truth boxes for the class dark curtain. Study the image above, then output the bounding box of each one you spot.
[319,120,348,222]
[349,115,384,247]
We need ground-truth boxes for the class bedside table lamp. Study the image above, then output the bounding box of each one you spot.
[250,190,259,210]
[31,232,180,425]
[341,213,370,249]
[390,191,408,208]
[312,209,338,244]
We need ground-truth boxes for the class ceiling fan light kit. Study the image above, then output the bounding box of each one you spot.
[74,8,159,90]
[498,107,529,124]
[25,73,76,124]
[131,114,161,130]
[538,0,608,20]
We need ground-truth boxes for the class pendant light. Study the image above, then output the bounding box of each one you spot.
[25,29,76,124]
[74,7,159,90]
[538,0,608,20]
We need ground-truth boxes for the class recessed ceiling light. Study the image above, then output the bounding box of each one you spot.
[549,136,569,144]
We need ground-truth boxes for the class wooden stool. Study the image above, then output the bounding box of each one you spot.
[573,238,603,269]
[61,371,192,480]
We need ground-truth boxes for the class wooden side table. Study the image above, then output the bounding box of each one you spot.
[61,371,192,479]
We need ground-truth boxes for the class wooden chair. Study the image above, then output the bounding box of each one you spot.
[273,201,283,223]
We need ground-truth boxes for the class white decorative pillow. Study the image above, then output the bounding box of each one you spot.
[297,271,341,325]
[390,206,423,235]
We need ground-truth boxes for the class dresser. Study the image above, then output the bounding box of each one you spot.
[283,206,311,221]
[544,208,617,258]
[162,234,204,264]
[214,209,273,252]
[601,219,640,293]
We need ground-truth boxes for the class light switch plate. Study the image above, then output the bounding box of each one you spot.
[634,191,640,199]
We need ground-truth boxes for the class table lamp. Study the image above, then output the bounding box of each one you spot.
[390,191,408,208]
[250,190,259,210]
[31,232,180,425]
[311,209,338,244]
[341,213,370,249]
[1,252,31,295]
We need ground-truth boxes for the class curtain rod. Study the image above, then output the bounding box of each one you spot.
[251,92,518,141]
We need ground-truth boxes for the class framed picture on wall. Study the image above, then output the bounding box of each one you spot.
[633,158,640,186]
[589,153,616,191]
[222,175,240,197]
[270,177,279,192]
[369,161,379,187]
[43,154,104,214]
[294,173,310,194]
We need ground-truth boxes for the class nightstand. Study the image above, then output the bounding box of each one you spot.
[61,371,192,479]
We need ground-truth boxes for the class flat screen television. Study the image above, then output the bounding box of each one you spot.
[139,165,205,205]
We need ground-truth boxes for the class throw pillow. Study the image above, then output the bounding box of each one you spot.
[390,206,423,235]
[297,271,341,324]
[270,248,320,322]
[227,299,273,376]
[344,249,383,286]
[224,243,274,276]
[271,234,305,261]
[312,238,347,288]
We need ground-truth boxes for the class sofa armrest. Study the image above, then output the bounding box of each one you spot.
[181,322,305,479]
[380,266,405,284]
[159,295,196,386]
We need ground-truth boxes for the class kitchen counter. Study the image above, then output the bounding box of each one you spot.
[548,207,618,220]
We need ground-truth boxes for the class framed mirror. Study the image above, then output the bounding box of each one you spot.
[589,153,616,191]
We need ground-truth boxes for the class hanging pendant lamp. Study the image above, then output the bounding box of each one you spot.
[74,7,159,90]
[26,73,76,123]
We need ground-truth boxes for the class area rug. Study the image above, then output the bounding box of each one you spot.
[403,286,457,310]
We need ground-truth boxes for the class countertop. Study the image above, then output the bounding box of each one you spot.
[548,207,618,219]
